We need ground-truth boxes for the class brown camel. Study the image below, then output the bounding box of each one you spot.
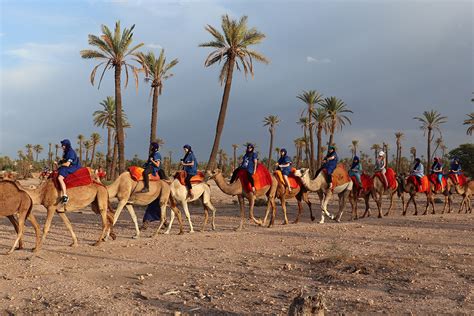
[446,177,473,214]
[23,179,115,247]
[397,176,434,216]
[0,180,41,254]
[294,168,353,223]
[371,176,398,218]
[106,171,182,236]
[207,169,277,230]
[263,174,315,228]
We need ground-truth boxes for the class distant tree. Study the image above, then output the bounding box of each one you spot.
[93,96,115,177]
[297,117,310,168]
[448,144,474,178]
[463,112,474,135]
[312,107,329,167]
[25,144,33,161]
[350,140,359,157]
[370,144,381,161]
[321,96,352,147]
[55,144,60,161]
[89,132,102,167]
[232,144,239,170]
[410,147,417,162]
[394,132,404,173]
[77,134,85,164]
[83,140,92,166]
[33,144,43,162]
[263,115,281,169]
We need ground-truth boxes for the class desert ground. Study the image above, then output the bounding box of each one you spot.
[0,179,472,315]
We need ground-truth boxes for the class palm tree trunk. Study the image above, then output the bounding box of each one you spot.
[106,127,112,180]
[328,119,336,147]
[303,127,310,168]
[111,134,118,179]
[316,125,322,167]
[206,56,236,171]
[427,128,432,172]
[267,128,274,169]
[308,111,315,175]
[48,143,53,169]
[90,144,97,168]
[150,85,159,144]
[233,148,237,170]
[114,65,125,173]
[79,141,83,165]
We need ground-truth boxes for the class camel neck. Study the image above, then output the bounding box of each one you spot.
[106,174,122,198]
[301,172,324,191]
[213,173,242,195]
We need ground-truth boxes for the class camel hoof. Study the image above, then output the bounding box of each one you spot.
[92,241,100,247]
[311,217,315,221]
[178,231,184,235]
[70,242,79,247]
[281,221,288,225]
[132,235,140,239]
[110,232,117,240]
[319,220,324,224]
[378,215,382,219]
[292,220,299,224]
[234,226,243,232]
[164,231,170,235]
[189,230,195,234]
[384,213,389,217]
[211,227,216,231]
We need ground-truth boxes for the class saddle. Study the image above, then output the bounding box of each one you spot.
[175,170,205,186]
[237,164,273,193]
[428,174,447,192]
[449,173,467,186]
[351,173,373,192]
[407,175,430,193]
[274,169,299,189]
[374,168,397,190]
[322,164,350,188]
[128,166,160,182]
[50,167,93,190]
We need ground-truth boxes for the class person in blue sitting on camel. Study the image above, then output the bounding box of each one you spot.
[348,155,362,187]
[431,157,444,190]
[141,141,167,193]
[55,139,80,204]
[318,146,338,189]
[449,156,462,184]
[181,144,198,199]
[276,148,292,192]
[410,158,424,186]
[230,143,258,193]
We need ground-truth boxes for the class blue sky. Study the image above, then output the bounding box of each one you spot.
[0,0,472,163]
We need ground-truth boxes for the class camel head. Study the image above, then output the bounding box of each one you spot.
[294,168,309,178]
[207,169,222,179]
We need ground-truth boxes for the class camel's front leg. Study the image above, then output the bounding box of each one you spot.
[125,204,140,238]
[248,194,263,226]
[57,212,78,247]
[94,208,111,246]
[205,201,217,231]
[112,199,128,225]
[306,195,315,222]
[40,206,57,247]
[281,198,289,225]
[335,191,349,222]
[262,198,272,227]
[293,198,302,224]
[412,195,418,215]
[7,215,23,250]
[201,204,209,232]
[182,202,194,233]
[376,192,383,218]
[320,193,333,223]
[236,195,245,231]
[28,213,42,253]
[384,191,395,217]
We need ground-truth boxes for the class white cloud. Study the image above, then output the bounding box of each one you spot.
[306,56,331,64]
[4,42,76,63]
[147,43,162,49]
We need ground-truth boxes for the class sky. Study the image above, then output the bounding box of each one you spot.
[0,0,473,163]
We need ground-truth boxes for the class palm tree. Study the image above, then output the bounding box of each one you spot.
[263,115,281,169]
[232,144,239,170]
[89,133,102,167]
[433,137,444,158]
[77,135,85,165]
[55,144,60,161]
[48,143,53,169]
[297,90,323,174]
[370,144,381,161]
[96,152,105,167]
[350,140,359,158]
[199,14,269,171]
[155,138,165,147]
[168,151,173,175]
[463,112,474,135]
[312,107,329,168]
[395,132,404,173]
[321,96,352,147]
[297,117,310,168]
[413,110,447,170]
[136,50,178,144]
[83,140,92,166]
[93,97,115,176]
[382,142,389,166]
[81,21,144,174]
[33,144,43,162]
[25,144,33,161]
[410,146,417,161]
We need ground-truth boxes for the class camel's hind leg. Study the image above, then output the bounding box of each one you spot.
[7,215,23,250]
[124,204,140,238]
[181,202,194,233]
[236,195,245,231]
[40,206,57,247]
[384,191,396,217]
[335,190,350,222]
[7,213,27,254]
[57,212,78,247]
[202,190,217,231]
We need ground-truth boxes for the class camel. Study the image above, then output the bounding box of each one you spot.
[446,177,473,214]
[22,178,115,247]
[106,171,181,236]
[0,180,41,254]
[397,176,434,216]
[263,173,315,228]
[294,168,353,223]
[207,169,277,231]
[369,174,398,218]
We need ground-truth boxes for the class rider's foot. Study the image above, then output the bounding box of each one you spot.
[61,195,69,204]
[141,187,150,193]
[187,190,194,200]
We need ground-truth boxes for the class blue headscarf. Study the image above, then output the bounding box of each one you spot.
[351,155,360,169]
[150,142,159,152]
[60,139,72,150]
[183,144,192,152]
[246,143,254,154]
[280,148,287,156]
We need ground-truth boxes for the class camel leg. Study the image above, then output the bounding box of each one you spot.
[93,207,111,246]
[112,199,128,225]
[7,212,26,254]
[376,191,383,218]
[262,198,272,227]
[442,195,448,214]
[306,194,315,222]
[320,193,333,223]
[413,195,418,215]
[281,198,289,225]
[28,214,42,253]
[182,202,194,233]
[447,194,452,213]
[124,204,140,238]
[7,215,23,250]
[248,194,262,226]
[40,207,57,246]
[201,204,209,232]
[236,195,245,231]
[384,191,395,217]
[204,201,217,231]
[154,203,170,236]
[165,205,176,235]
[293,199,303,224]
[56,212,78,247]
[335,191,349,222]
[349,193,357,221]
[363,192,373,218]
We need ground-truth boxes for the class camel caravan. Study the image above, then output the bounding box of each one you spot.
[1,140,472,255]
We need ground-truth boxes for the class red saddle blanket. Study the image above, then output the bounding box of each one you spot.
[274,169,299,189]
[323,164,351,188]
[429,174,447,192]
[238,164,273,193]
[449,174,467,186]
[51,167,93,189]
[128,166,160,182]
[408,175,430,193]
[374,168,397,190]
[175,171,205,186]
[351,174,373,192]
